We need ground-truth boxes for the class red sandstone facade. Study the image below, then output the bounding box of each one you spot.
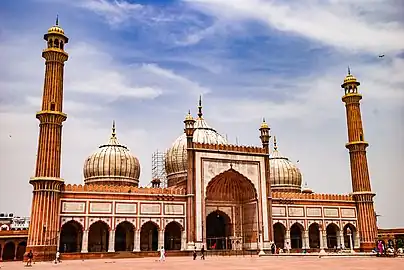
[23,21,383,261]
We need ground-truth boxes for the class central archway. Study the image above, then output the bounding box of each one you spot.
[205,168,258,250]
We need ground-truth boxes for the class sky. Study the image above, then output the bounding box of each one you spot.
[0,0,403,228]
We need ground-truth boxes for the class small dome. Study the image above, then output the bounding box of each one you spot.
[165,101,227,186]
[83,122,140,186]
[302,182,314,194]
[48,25,64,35]
[269,137,302,192]
[341,67,360,88]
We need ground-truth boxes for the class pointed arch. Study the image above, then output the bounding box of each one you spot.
[88,220,110,252]
[115,221,134,252]
[343,223,357,249]
[308,223,320,248]
[326,223,339,248]
[206,168,257,202]
[140,221,159,251]
[59,220,83,253]
[2,241,15,261]
[164,221,182,250]
[290,222,304,249]
[273,222,286,249]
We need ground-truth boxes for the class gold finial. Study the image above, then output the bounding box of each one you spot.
[348,66,350,75]
[273,136,278,151]
[56,15,59,26]
[260,117,269,129]
[111,120,116,138]
[197,95,203,119]
[185,110,194,121]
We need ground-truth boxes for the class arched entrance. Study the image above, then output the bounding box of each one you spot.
[206,210,232,250]
[326,223,339,249]
[273,222,285,248]
[205,168,258,250]
[16,241,26,260]
[2,242,15,261]
[290,223,303,249]
[164,222,182,250]
[308,223,320,249]
[88,221,110,252]
[59,220,83,253]
[140,221,159,251]
[343,223,356,249]
[115,221,134,252]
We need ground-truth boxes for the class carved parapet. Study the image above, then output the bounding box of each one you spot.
[193,142,266,154]
[272,191,354,201]
[63,184,186,195]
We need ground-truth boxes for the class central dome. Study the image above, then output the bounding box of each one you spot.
[165,99,227,187]
[83,122,140,186]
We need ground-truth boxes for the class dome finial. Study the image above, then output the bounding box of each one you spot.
[197,95,203,119]
[348,66,351,75]
[56,14,59,26]
[273,136,278,151]
[111,120,116,138]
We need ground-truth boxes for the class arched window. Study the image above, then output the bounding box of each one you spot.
[54,39,59,48]
[60,41,64,50]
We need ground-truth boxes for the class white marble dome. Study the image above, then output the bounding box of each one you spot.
[269,137,302,192]
[165,106,227,186]
[83,123,140,186]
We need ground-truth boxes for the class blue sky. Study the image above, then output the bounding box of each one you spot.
[0,0,403,228]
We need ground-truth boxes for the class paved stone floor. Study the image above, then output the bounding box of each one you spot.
[1,256,403,270]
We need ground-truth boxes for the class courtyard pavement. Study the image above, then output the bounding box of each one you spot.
[1,256,403,270]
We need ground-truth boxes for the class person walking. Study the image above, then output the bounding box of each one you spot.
[159,246,165,262]
[54,250,61,264]
[26,250,33,267]
[193,247,197,260]
[201,245,205,260]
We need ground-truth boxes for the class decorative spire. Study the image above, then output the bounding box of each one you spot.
[347,66,351,75]
[56,14,59,26]
[273,136,278,151]
[185,110,193,121]
[260,117,269,129]
[111,120,116,138]
[197,95,203,119]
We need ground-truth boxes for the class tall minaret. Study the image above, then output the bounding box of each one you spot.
[27,17,69,260]
[341,68,377,251]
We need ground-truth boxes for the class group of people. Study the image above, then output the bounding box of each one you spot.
[374,240,403,257]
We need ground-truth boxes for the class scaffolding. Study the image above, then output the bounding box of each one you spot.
[151,150,167,188]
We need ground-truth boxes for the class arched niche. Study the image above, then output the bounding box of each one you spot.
[88,221,110,252]
[140,221,159,251]
[164,221,182,251]
[115,221,135,252]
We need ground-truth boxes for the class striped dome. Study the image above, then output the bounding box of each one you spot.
[269,137,302,192]
[83,122,140,186]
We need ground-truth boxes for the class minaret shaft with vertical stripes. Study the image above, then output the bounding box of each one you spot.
[341,69,377,252]
[27,19,69,261]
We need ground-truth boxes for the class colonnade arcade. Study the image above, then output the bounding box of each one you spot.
[58,219,185,253]
[0,241,26,261]
[204,169,259,250]
[273,221,359,250]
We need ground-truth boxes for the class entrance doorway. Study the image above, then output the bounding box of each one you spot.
[140,221,159,251]
[206,210,232,250]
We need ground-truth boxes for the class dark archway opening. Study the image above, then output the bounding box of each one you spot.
[290,223,303,249]
[115,221,134,252]
[88,221,109,252]
[309,223,320,249]
[2,242,15,261]
[326,224,339,249]
[206,210,232,250]
[343,224,356,249]
[273,223,286,249]
[16,241,26,260]
[164,222,182,250]
[140,222,158,251]
[59,220,83,253]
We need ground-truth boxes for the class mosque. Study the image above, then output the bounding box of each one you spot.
[25,20,378,260]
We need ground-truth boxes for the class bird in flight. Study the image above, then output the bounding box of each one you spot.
[378,54,385,58]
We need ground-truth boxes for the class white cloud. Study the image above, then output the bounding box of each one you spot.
[184,0,404,53]
[75,0,143,25]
